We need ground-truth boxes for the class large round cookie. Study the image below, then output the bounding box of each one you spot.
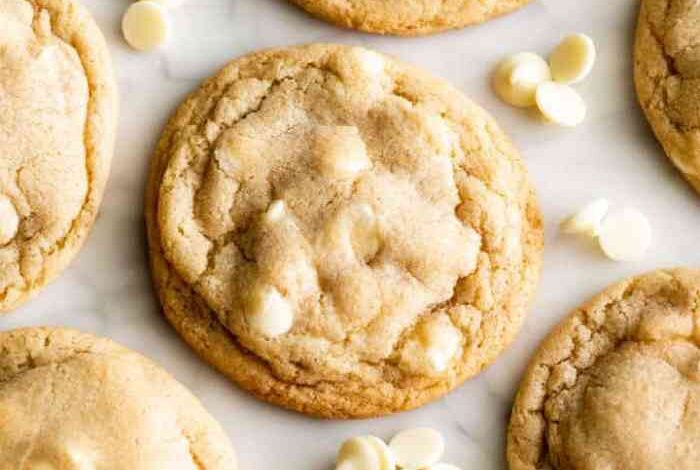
[0,0,117,312]
[0,327,237,469]
[288,0,532,36]
[635,0,700,194]
[146,44,543,418]
[508,268,700,470]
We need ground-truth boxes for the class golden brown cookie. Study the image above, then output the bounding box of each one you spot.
[508,268,700,470]
[635,0,700,194]
[146,44,543,418]
[0,0,117,312]
[0,327,238,469]
[288,0,532,36]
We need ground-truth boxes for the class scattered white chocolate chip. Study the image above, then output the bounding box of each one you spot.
[492,52,551,107]
[247,285,294,337]
[429,464,463,470]
[0,195,19,245]
[264,200,286,223]
[122,1,170,52]
[336,436,381,470]
[598,208,652,261]
[561,198,610,237]
[549,33,596,84]
[314,126,371,179]
[365,436,397,470]
[389,428,445,470]
[535,81,586,127]
[422,318,461,373]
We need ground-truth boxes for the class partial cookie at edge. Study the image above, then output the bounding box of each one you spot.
[507,268,700,470]
[288,0,532,36]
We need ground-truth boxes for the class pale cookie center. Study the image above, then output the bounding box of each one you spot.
[0,196,19,245]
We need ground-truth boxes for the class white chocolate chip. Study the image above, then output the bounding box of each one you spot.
[389,428,445,469]
[264,200,286,223]
[247,285,294,337]
[314,126,371,180]
[535,81,586,127]
[422,318,461,373]
[598,208,652,261]
[550,33,596,84]
[365,436,397,470]
[336,436,381,470]
[0,195,19,245]
[429,464,463,470]
[122,1,170,52]
[492,52,551,108]
[352,47,385,79]
[561,198,610,237]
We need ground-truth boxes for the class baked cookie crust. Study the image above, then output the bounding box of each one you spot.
[508,268,700,470]
[635,0,700,194]
[0,0,117,312]
[146,44,543,418]
[288,0,532,36]
[0,327,237,469]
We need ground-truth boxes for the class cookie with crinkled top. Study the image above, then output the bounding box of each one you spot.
[146,43,543,418]
[508,268,700,470]
[0,0,117,312]
[0,327,238,469]
[288,0,532,36]
[635,0,700,194]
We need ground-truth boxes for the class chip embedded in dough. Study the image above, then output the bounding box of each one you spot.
[508,268,700,470]
[0,0,117,312]
[0,327,238,469]
[146,44,543,418]
[287,0,533,36]
[635,0,700,194]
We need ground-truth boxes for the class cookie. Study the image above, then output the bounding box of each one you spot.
[146,44,543,418]
[507,268,700,470]
[0,0,117,312]
[288,0,532,36]
[0,327,238,469]
[635,0,700,194]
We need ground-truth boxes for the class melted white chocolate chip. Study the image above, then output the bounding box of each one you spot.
[314,126,371,180]
[246,285,294,337]
[422,317,462,373]
[264,200,286,223]
[0,195,19,246]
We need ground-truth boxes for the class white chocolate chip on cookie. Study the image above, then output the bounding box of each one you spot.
[561,198,610,237]
[351,47,385,79]
[535,81,586,127]
[122,1,170,52]
[336,436,381,470]
[422,317,462,373]
[493,52,551,107]
[550,33,596,84]
[598,208,652,261]
[247,285,294,337]
[314,126,371,179]
[264,200,286,223]
[389,428,445,469]
[0,196,19,246]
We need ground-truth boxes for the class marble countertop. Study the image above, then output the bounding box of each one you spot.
[4,0,700,468]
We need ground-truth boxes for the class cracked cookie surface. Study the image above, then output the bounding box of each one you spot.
[0,0,117,312]
[288,0,532,36]
[635,0,700,194]
[507,268,700,470]
[0,327,238,469]
[146,44,543,418]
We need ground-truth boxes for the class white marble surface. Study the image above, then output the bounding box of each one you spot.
[4,0,700,468]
